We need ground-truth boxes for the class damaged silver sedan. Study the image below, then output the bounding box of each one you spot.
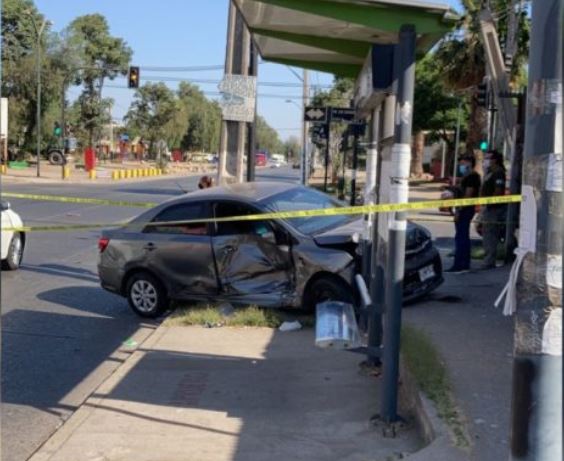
[98,182,442,317]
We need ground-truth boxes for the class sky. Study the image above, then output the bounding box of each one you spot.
[35,0,462,142]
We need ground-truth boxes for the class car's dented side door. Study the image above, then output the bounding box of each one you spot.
[211,201,294,306]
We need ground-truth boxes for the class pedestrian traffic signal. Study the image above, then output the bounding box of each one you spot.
[476,80,489,108]
[479,140,489,151]
[128,66,140,89]
[53,122,62,137]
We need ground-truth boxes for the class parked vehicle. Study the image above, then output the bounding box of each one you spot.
[98,182,443,318]
[1,201,25,270]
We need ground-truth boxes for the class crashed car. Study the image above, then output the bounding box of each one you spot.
[98,182,443,317]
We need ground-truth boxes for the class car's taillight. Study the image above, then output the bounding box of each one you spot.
[98,237,110,253]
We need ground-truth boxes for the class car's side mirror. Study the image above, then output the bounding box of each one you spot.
[1,201,11,211]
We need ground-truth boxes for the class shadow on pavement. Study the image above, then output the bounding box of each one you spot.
[22,264,100,284]
[45,328,422,461]
[116,187,187,196]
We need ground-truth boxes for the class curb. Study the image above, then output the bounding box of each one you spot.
[27,323,165,461]
[399,358,472,461]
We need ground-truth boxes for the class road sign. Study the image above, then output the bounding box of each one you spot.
[304,106,327,123]
[312,124,328,139]
[330,107,356,123]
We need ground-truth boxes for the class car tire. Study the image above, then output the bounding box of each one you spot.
[48,150,65,165]
[2,232,23,270]
[304,276,353,312]
[126,272,168,318]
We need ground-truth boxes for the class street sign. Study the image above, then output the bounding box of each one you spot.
[312,124,328,139]
[330,107,356,123]
[219,75,257,123]
[351,122,367,137]
[304,106,327,123]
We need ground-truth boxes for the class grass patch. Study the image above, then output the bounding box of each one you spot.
[401,325,470,448]
[165,303,315,329]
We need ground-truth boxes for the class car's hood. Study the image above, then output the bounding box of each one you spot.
[313,218,364,246]
[314,218,420,246]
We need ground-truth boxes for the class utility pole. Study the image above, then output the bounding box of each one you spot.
[246,41,258,182]
[302,69,309,185]
[509,1,562,459]
[323,110,331,192]
[218,1,253,184]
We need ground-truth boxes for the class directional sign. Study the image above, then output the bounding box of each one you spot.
[304,106,327,123]
[330,107,356,123]
[312,124,328,139]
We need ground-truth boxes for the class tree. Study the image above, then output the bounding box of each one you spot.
[411,54,469,176]
[125,83,178,157]
[66,14,132,147]
[435,0,530,157]
[284,136,301,162]
[255,115,284,155]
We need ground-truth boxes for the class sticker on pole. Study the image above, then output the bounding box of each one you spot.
[219,75,257,122]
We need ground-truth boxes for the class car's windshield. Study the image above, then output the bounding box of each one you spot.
[259,187,355,235]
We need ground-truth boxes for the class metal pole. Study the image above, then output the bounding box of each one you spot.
[380,24,416,424]
[440,140,446,178]
[246,40,257,182]
[302,69,309,185]
[509,1,562,459]
[324,111,331,192]
[61,77,66,180]
[350,127,359,205]
[35,23,42,178]
[452,100,462,186]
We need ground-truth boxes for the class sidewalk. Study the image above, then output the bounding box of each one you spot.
[30,326,425,461]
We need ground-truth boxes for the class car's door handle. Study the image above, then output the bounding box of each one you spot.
[144,242,157,251]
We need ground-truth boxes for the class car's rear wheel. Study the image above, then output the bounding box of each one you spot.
[304,276,353,312]
[2,233,23,270]
[126,272,168,318]
[48,150,65,165]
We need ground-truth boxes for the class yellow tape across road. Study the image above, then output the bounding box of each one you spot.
[2,192,157,209]
[1,194,522,232]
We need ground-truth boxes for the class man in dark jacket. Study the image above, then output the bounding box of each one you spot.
[479,150,506,269]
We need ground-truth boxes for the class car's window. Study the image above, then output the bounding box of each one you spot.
[146,202,210,235]
[214,202,273,237]
[259,187,355,235]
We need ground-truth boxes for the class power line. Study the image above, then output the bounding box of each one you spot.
[140,65,224,72]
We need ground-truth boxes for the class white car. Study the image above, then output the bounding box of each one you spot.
[1,201,25,270]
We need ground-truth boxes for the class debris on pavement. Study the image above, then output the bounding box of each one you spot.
[278,320,302,332]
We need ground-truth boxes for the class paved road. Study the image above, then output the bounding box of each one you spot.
[1,167,300,461]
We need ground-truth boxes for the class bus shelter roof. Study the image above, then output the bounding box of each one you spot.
[233,0,459,77]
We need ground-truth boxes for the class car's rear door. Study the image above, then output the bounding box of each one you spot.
[211,201,293,306]
[142,201,218,299]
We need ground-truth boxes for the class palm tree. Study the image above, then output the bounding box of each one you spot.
[436,0,529,159]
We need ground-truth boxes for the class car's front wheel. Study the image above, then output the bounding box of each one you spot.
[126,272,168,318]
[2,232,23,270]
[304,276,353,312]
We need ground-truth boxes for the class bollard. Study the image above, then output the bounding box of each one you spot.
[63,166,71,180]
[132,169,138,178]
[112,170,119,180]
[119,170,126,179]
[0,165,6,174]
[88,169,96,180]
[157,168,162,175]
[144,168,149,176]
[126,169,132,179]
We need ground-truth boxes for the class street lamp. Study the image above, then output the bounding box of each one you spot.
[25,11,52,177]
[285,99,301,110]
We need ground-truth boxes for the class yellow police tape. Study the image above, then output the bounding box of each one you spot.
[0,193,522,233]
[2,192,157,208]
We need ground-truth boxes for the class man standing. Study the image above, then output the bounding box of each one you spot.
[479,150,507,269]
[446,156,481,273]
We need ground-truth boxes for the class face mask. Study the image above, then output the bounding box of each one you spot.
[459,164,470,176]
[483,159,491,171]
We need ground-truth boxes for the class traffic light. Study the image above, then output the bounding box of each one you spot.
[479,140,489,151]
[128,66,140,88]
[476,80,489,108]
[53,122,62,137]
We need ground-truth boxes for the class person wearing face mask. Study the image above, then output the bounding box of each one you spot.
[445,156,481,273]
[478,150,507,269]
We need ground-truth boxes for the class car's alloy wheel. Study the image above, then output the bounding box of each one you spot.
[3,233,23,270]
[306,277,353,312]
[126,273,168,318]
